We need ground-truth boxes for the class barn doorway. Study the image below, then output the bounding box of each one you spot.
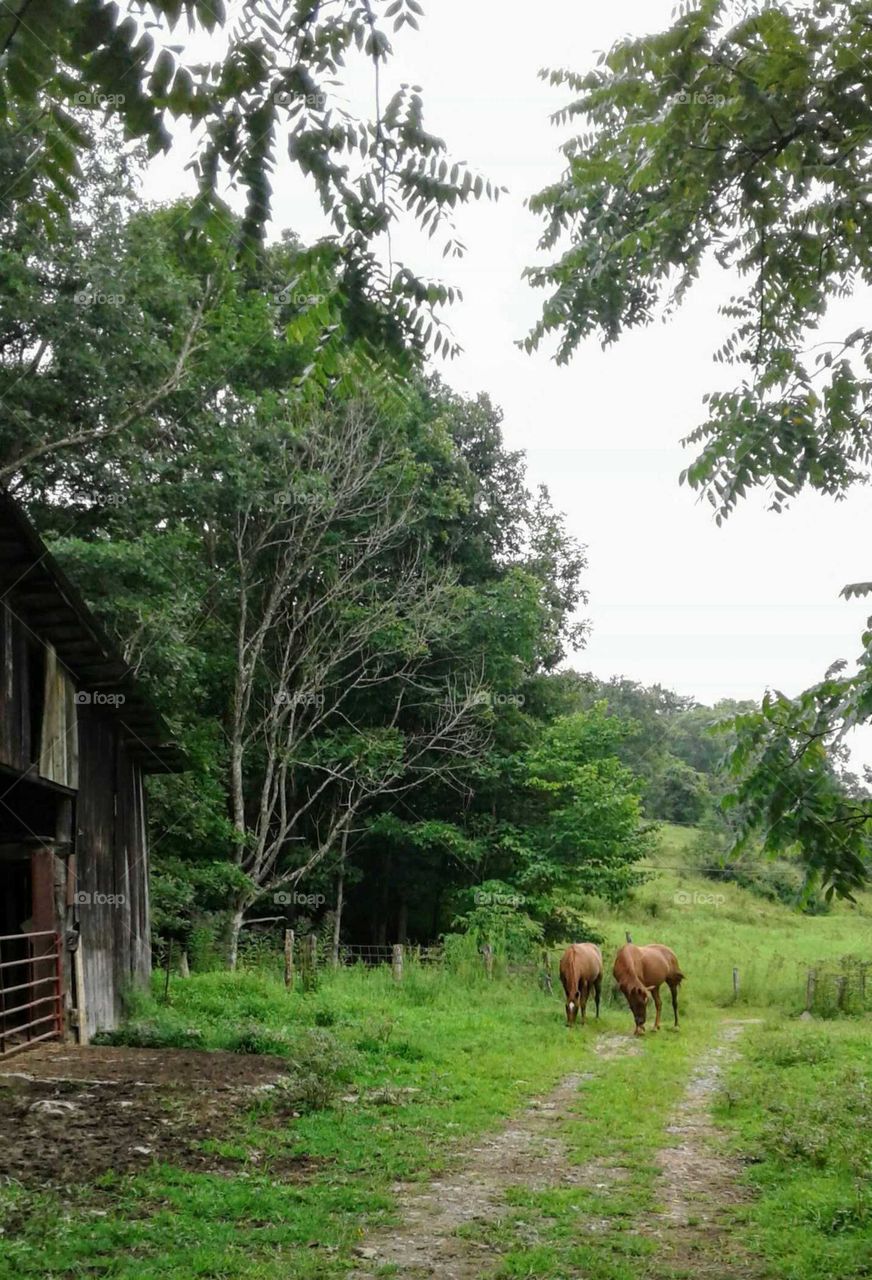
[0,775,66,1056]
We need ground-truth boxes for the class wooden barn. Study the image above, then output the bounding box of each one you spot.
[0,492,183,1056]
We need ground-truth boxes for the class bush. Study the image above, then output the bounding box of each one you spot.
[226,1022,294,1056]
[93,1017,205,1050]
[274,1029,360,1113]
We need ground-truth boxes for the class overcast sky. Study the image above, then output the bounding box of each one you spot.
[148,0,872,762]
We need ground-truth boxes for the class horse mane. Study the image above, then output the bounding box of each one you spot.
[613,945,646,997]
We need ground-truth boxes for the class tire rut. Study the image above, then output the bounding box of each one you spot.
[348,1032,635,1279]
[646,1018,764,1279]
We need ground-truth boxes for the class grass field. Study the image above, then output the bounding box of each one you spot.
[0,825,869,1279]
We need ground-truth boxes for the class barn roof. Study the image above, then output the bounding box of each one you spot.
[0,492,186,774]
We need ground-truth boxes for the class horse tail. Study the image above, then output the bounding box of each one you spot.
[674,970,685,984]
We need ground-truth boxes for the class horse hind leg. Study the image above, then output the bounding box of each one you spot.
[669,980,680,1029]
[650,985,663,1031]
[594,976,602,1019]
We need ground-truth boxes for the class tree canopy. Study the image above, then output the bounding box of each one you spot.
[0,1,496,363]
[526,0,872,895]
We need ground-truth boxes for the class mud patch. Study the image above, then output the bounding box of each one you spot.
[0,1043,300,1188]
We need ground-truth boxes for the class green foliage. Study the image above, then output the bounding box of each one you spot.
[527,2,872,892]
[520,709,653,903]
[450,880,544,959]
[0,4,494,358]
[724,686,872,899]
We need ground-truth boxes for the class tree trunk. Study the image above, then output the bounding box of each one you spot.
[374,850,391,946]
[332,827,348,966]
[226,905,246,971]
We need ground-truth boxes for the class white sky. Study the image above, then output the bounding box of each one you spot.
[145,0,872,765]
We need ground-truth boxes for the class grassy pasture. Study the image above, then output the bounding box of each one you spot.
[0,824,869,1279]
[589,823,872,1012]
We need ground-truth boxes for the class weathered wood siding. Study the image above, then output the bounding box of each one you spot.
[75,708,151,1038]
[0,603,32,772]
[39,644,79,789]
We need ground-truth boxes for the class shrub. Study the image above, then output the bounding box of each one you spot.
[226,1022,294,1056]
[274,1029,360,1113]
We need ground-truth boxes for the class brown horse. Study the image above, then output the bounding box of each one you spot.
[559,943,603,1027]
[613,943,684,1035]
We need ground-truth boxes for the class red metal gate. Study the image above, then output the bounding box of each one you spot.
[0,930,63,1057]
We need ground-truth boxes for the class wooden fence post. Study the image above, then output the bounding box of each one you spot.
[179,950,190,979]
[482,944,494,980]
[805,968,817,1012]
[541,949,553,995]
[836,976,847,1012]
[625,931,633,944]
[284,929,294,989]
[732,967,740,1001]
[308,934,318,971]
[392,944,404,982]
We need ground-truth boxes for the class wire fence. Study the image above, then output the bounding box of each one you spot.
[804,957,872,1017]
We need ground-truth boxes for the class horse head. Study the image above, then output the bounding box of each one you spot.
[625,981,652,1031]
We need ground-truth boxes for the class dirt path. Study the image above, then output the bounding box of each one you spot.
[349,1034,636,1280]
[647,1018,764,1278]
[348,1021,764,1280]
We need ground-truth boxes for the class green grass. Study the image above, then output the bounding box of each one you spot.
[2,826,870,1279]
[0,965,592,1279]
[461,1011,718,1280]
[587,823,872,1011]
[714,1019,872,1280]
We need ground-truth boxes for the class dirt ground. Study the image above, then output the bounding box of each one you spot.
[0,1043,298,1186]
[348,1033,637,1280]
[347,1024,763,1280]
[648,1019,765,1279]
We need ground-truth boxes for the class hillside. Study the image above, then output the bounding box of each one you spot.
[585,824,872,1012]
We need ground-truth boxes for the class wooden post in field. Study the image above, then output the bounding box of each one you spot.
[860,965,867,1007]
[73,938,89,1046]
[541,949,553,995]
[836,976,847,1012]
[625,931,633,944]
[732,967,740,1001]
[308,934,318,972]
[392,944,404,983]
[805,968,817,1012]
[164,938,173,1000]
[179,950,190,979]
[482,943,494,980]
[284,929,294,989]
